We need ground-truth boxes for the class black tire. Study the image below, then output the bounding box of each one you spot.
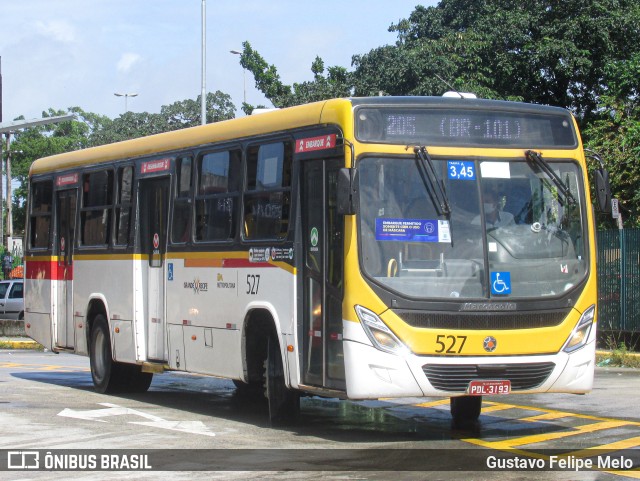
[232,378,263,398]
[89,315,152,394]
[89,315,120,393]
[450,395,482,427]
[121,363,153,393]
[265,333,299,425]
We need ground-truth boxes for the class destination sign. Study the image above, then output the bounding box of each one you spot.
[356,107,577,148]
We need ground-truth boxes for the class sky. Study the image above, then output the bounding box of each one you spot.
[0,1,437,122]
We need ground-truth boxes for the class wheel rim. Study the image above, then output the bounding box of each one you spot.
[93,329,107,383]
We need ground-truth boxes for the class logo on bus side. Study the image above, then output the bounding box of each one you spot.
[216,273,236,290]
[184,278,208,294]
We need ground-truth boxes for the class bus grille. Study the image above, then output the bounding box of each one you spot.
[422,362,556,392]
[394,310,570,330]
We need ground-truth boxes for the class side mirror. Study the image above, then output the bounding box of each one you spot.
[594,168,612,214]
[337,168,358,215]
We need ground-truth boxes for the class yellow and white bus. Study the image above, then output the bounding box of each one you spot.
[25,96,603,425]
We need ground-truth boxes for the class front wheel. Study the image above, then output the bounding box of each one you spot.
[265,333,299,425]
[450,395,482,428]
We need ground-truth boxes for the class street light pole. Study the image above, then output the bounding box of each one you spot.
[114,92,138,113]
[2,134,21,248]
[201,0,207,125]
[5,134,10,244]
[230,50,246,105]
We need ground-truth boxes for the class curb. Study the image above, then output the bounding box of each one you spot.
[0,338,41,350]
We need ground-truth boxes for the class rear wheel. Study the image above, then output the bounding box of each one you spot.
[450,395,482,427]
[89,315,120,393]
[89,315,152,393]
[265,333,299,425]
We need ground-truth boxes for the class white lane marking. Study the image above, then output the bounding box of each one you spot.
[58,402,216,436]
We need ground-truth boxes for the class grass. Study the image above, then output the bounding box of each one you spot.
[596,342,640,368]
[0,340,44,350]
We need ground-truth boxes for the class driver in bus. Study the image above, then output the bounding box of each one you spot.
[472,186,514,228]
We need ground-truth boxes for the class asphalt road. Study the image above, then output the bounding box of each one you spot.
[0,350,638,480]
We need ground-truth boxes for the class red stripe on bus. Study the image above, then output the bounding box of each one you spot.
[25,260,73,281]
[222,259,277,268]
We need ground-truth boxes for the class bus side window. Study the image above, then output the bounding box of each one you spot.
[172,157,193,243]
[195,150,241,242]
[243,141,292,240]
[29,179,54,250]
[81,170,113,246]
[115,166,134,246]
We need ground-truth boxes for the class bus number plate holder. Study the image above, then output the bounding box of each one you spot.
[467,380,511,396]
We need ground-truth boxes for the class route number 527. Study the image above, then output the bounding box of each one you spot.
[246,274,260,295]
[435,334,467,354]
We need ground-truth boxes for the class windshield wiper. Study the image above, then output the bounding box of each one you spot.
[525,150,576,206]
[414,146,451,217]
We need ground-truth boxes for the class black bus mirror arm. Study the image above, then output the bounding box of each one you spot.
[337,138,358,215]
[585,149,612,214]
[337,167,358,215]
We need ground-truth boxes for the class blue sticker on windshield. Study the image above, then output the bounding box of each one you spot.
[375,218,451,243]
[491,271,511,295]
[448,161,476,180]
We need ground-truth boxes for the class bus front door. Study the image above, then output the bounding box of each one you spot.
[55,189,77,348]
[139,177,170,361]
[301,158,346,390]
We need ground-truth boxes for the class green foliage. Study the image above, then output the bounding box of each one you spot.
[238,41,351,108]
[88,91,235,146]
[352,1,640,117]
[584,54,640,227]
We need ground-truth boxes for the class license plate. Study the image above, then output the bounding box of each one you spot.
[467,380,511,396]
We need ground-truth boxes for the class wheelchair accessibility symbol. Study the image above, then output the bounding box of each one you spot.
[490,272,511,295]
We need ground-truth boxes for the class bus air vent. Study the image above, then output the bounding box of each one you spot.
[422,362,556,392]
[393,309,570,330]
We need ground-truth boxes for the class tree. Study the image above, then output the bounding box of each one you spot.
[238,41,352,110]
[9,109,92,234]
[584,53,640,227]
[352,1,640,120]
[89,91,236,146]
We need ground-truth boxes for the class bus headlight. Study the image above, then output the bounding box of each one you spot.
[563,305,596,353]
[355,305,408,355]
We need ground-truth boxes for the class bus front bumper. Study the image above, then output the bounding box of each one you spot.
[342,321,595,400]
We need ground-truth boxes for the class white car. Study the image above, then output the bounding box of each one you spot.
[0,279,24,320]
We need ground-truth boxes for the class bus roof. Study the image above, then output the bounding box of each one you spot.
[29,97,352,176]
[29,96,572,176]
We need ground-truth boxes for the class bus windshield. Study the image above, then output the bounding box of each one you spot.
[358,155,587,300]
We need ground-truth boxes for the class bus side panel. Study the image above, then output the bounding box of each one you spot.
[166,255,295,380]
[24,262,54,350]
[24,312,53,350]
[73,258,136,359]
